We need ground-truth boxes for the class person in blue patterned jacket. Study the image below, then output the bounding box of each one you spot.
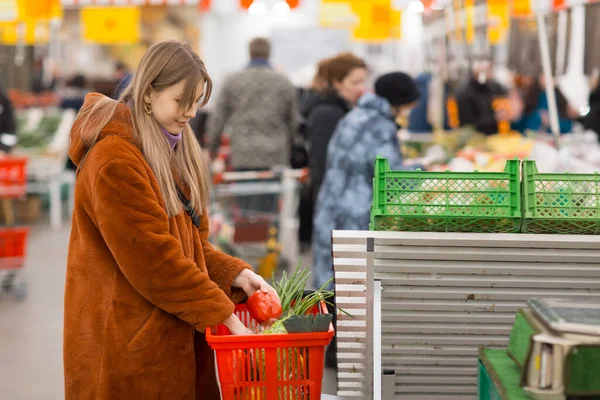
[313,72,420,368]
[312,72,420,291]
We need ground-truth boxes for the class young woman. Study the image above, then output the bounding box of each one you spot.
[303,53,368,204]
[64,40,277,399]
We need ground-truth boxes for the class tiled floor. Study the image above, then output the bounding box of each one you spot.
[0,221,337,399]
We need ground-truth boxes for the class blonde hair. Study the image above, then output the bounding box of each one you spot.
[74,40,213,217]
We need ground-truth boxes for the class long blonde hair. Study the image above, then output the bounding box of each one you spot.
[75,41,213,217]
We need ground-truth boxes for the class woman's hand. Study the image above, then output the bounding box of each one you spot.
[223,314,253,335]
[233,269,279,300]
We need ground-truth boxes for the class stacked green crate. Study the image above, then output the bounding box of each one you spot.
[521,160,600,234]
[370,157,522,233]
[370,158,600,234]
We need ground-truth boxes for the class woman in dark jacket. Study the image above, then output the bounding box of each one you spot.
[0,85,16,153]
[304,53,368,203]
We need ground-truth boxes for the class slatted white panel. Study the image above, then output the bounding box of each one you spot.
[332,238,368,399]
[332,231,600,399]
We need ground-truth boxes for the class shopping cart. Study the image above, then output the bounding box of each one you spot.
[0,156,29,300]
[209,167,307,279]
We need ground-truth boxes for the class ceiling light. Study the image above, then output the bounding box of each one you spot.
[408,0,425,13]
[273,1,291,15]
[249,2,267,16]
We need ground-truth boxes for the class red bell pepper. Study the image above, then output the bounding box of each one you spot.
[246,291,282,324]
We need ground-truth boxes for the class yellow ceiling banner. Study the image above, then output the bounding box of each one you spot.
[352,1,401,42]
[465,0,475,44]
[19,0,61,21]
[319,0,400,42]
[81,6,140,45]
[0,19,49,44]
[488,0,509,44]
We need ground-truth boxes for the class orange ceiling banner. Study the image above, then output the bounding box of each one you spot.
[240,0,253,9]
[512,0,532,17]
[286,0,300,8]
[553,0,566,10]
[199,0,210,12]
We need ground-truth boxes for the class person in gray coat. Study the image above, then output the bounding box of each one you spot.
[207,37,299,170]
[312,72,421,291]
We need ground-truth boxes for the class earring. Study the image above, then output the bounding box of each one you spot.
[144,101,152,115]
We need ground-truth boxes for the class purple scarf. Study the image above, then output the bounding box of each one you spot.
[161,127,182,149]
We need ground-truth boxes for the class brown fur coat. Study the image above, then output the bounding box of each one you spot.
[64,93,251,399]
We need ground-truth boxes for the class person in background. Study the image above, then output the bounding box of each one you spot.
[312,72,420,368]
[408,71,452,133]
[64,41,278,398]
[60,74,89,112]
[113,61,133,99]
[207,37,299,170]
[582,81,600,139]
[0,84,16,153]
[303,53,368,205]
[456,60,508,135]
[513,73,579,134]
[31,57,57,94]
[295,59,333,249]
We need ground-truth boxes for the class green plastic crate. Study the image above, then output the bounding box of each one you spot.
[521,160,600,234]
[370,157,522,233]
[478,359,503,400]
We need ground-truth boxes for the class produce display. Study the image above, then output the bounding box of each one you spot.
[15,110,63,149]
[403,128,600,174]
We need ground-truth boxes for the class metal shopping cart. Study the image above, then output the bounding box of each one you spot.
[209,167,307,279]
[0,156,29,300]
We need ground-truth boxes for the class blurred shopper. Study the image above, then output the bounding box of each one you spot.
[295,59,333,248]
[312,72,420,367]
[64,41,278,399]
[0,84,16,153]
[513,73,578,134]
[60,74,89,112]
[207,37,298,170]
[31,57,57,94]
[407,72,453,132]
[456,61,508,135]
[113,61,133,99]
[582,83,600,139]
[303,53,367,205]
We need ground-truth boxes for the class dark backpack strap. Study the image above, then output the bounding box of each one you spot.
[175,185,201,228]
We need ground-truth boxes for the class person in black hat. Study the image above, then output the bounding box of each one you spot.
[311,71,420,369]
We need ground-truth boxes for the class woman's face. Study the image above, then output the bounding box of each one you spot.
[147,79,204,135]
[333,67,368,105]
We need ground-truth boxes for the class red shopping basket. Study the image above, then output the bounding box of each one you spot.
[0,226,30,269]
[206,304,334,400]
[0,156,27,197]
